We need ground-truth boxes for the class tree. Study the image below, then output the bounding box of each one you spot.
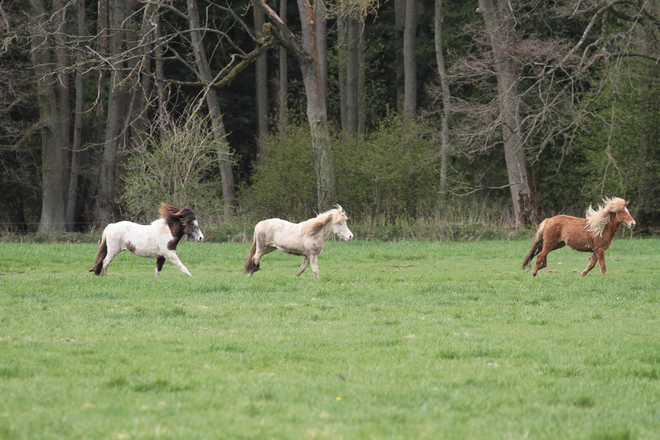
[403,0,418,117]
[258,0,337,211]
[187,0,236,219]
[434,0,451,204]
[476,0,531,226]
[337,11,365,134]
[28,0,66,232]
[98,0,129,224]
[254,3,268,155]
[65,0,86,230]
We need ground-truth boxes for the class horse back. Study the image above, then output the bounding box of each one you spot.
[255,218,308,254]
[544,215,593,251]
[104,219,172,257]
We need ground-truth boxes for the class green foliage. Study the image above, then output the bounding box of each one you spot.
[333,114,440,221]
[239,124,317,221]
[1,240,660,439]
[119,115,225,223]
[242,115,443,222]
[541,59,660,222]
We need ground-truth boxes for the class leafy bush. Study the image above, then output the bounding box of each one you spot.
[242,115,447,223]
[239,124,317,221]
[119,114,225,223]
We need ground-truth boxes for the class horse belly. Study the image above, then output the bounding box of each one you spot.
[277,246,305,256]
[563,236,593,253]
[270,225,306,255]
[122,225,166,258]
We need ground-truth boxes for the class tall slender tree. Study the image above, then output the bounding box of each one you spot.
[254,3,268,155]
[258,0,337,211]
[28,0,66,232]
[434,0,450,204]
[66,0,86,230]
[478,0,530,225]
[187,0,236,219]
[403,0,418,117]
[99,0,129,224]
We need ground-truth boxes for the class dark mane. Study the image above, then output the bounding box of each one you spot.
[159,203,196,226]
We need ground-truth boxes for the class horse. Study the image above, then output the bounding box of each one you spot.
[90,203,204,277]
[522,197,635,277]
[245,205,354,278]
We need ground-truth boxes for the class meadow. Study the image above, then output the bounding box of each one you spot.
[1,237,659,439]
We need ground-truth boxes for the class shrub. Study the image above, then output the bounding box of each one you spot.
[119,114,225,223]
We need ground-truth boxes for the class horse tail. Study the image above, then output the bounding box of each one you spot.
[244,233,260,275]
[522,219,546,270]
[90,232,108,275]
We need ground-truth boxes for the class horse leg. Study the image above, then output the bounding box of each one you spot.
[532,245,551,276]
[164,251,192,277]
[101,244,122,276]
[155,256,166,277]
[580,253,598,277]
[294,256,310,277]
[252,245,276,272]
[309,254,320,278]
[595,249,607,276]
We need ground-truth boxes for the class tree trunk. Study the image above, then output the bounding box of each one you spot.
[403,0,417,118]
[254,3,268,154]
[346,16,360,134]
[258,0,336,211]
[66,0,86,231]
[53,0,71,221]
[478,0,531,226]
[434,0,450,204]
[314,0,328,107]
[278,0,288,134]
[395,0,405,114]
[89,0,108,222]
[155,15,169,136]
[300,0,335,211]
[187,0,236,219]
[338,16,348,131]
[29,0,66,232]
[357,21,366,134]
[99,0,128,224]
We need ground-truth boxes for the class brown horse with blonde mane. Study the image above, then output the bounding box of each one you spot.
[523,197,635,277]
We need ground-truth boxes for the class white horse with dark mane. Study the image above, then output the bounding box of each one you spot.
[245,205,354,278]
[90,203,204,277]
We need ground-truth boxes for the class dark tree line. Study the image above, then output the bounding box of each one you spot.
[1,0,660,232]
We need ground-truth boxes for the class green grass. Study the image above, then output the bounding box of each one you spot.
[1,238,659,439]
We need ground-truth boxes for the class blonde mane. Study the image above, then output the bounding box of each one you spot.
[300,205,348,236]
[585,197,627,236]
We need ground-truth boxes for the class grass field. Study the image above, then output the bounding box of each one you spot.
[1,237,659,439]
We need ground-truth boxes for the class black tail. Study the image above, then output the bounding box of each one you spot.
[244,235,260,275]
[90,235,107,275]
[522,220,545,270]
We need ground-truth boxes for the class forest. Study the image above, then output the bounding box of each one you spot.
[1,0,660,234]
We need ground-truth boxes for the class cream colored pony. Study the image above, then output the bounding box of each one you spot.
[523,197,635,277]
[245,205,354,278]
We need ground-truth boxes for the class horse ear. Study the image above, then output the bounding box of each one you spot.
[625,201,630,206]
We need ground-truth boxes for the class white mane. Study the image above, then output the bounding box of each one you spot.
[299,205,348,236]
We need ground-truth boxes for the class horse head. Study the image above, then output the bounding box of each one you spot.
[615,201,636,229]
[331,205,354,241]
[160,203,204,242]
[182,213,204,242]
